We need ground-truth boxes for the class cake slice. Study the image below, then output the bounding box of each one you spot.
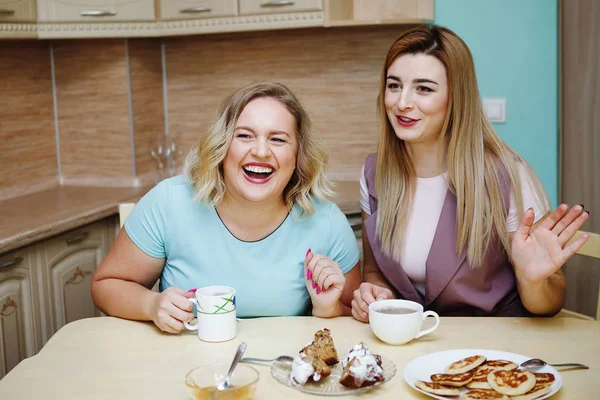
[338,342,384,388]
[290,328,339,385]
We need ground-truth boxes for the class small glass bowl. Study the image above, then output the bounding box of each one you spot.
[185,363,259,400]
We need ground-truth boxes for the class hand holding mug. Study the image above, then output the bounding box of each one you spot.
[148,287,195,334]
[351,282,394,322]
[304,249,345,317]
[183,286,237,342]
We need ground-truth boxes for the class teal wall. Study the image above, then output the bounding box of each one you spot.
[435,0,558,206]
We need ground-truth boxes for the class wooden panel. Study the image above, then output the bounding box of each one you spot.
[165,26,405,180]
[0,41,57,195]
[0,249,38,379]
[239,0,322,15]
[560,0,600,318]
[53,39,133,180]
[128,38,165,179]
[159,0,238,21]
[0,0,36,21]
[37,0,155,22]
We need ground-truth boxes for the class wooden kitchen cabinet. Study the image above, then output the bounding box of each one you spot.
[159,0,238,21]
[325,0,433,27]
[0,0,36,21]
[36,0,155,22]
[239,0,322,15]
[0,247,43,380]
[35,219,110,340]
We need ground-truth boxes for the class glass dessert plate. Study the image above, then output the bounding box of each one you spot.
[270,348,396,396]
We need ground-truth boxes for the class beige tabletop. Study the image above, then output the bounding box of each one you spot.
[0,316,598,399]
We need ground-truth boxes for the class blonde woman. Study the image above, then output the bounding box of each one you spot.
[351,25,590,321]
[92,82,361,333]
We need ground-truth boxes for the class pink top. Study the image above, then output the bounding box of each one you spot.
[360,164,549,294]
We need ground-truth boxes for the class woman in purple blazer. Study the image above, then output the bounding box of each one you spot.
[351,25,590,319]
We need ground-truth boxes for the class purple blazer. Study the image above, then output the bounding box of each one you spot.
[363,153,533,316]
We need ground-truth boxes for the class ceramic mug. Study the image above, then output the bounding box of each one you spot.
[184,286,236,342]
[369,299,440,345]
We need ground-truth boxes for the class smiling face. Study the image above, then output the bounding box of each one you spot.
[222,97,298,205]
[384,53,449,147]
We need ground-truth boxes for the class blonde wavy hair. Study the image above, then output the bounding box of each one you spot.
[184,81,334,217]
[375,25,549,267]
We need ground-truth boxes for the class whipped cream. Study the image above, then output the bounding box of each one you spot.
[290,354,315,385]
[343,343,383,381]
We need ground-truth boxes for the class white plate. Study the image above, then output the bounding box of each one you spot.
[403,349,562,399]
[271,347,396,396]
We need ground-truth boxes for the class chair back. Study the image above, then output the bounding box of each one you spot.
[118,203,135,229]
[557,230,600,320]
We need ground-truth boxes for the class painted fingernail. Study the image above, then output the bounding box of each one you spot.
[585,210,590,215]
[307,269,312,281]
[306,248,312,257]
[312,281,317,289]
[187,288,197,293]
[316,286,321,294]
[322,286,326,292]
[579,204,584,209]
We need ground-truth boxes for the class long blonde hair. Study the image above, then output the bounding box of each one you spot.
[375,25,549,267]
[184,81,334,217]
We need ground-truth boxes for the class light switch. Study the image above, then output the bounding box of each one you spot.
[482,98,506,123]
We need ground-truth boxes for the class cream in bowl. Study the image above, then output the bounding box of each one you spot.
[185,363,259,400]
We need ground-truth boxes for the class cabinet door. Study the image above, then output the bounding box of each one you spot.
[0,249,38,379]
[39,220,108,337]
[160,0,237,21]
[239,0,322,15]
[37,0,155,22]
[0,0,36,21]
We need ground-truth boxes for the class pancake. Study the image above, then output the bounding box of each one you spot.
[482,359,518,371]
[509,383,553,400]
[487,369,536,396]
[445,355,486,374]
[465,366,496,389]
[430,370,474,386]
[415,380,460,396]
[462,389,509,399]
[533,372,555,387]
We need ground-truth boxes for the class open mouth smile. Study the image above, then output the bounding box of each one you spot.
[242,163,275,184]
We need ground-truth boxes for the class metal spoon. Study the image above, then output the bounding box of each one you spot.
[240,355,294,365]
[520,358,589,370]
[217,342,247,390]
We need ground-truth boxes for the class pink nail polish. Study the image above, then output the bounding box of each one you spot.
[322,286,326,292]
[316,286,321,294]
[188,288,197,293]
[306,248,312,257]
[307,269,312,281]
[312,281,317,289]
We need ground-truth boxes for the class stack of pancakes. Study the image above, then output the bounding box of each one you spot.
[416,355,556,399]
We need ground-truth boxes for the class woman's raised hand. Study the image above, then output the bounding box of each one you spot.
[511,204,590,284]
[351,282,394,323]
[304,249,346,317]
[148,287,195,334]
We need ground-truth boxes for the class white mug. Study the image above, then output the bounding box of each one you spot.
[369,299,440,345]
[184,286,236,342]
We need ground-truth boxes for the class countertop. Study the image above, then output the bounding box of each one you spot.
[0,180,360,254]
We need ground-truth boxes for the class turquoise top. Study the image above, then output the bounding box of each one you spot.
[124,175,360,318]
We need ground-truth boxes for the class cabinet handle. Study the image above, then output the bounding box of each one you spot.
[66,231,89,244]
[180,7,212,14]
[0,257,23,269]
[261,1,295,7]
[80,10,117,17]
[0,9,15,15]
